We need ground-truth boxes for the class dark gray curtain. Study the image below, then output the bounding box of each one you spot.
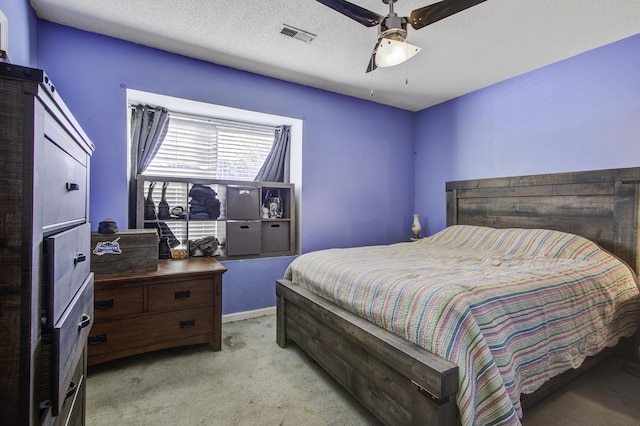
[128,104,170,227]
[254,125,291,182]
[130,105,170,175]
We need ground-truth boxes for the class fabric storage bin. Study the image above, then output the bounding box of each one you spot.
[227,185,260,219]
[226,220,261,255]
[261,221,291,252]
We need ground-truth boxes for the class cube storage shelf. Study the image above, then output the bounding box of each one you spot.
[136,175,295,259]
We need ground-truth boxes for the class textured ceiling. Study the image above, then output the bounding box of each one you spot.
[30,0,640,111]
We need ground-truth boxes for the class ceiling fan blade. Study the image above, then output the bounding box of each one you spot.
[409,0,487,30]
[366,55,377,73]
[366,42,379,73]
[316,0,384,27]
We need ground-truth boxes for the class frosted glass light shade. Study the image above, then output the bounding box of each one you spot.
[376,38,421,68]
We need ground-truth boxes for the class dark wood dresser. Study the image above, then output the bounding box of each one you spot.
[0,64,94,425]
[88,258,227,366]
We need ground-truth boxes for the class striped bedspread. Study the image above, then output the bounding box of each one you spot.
[284,225,640,426]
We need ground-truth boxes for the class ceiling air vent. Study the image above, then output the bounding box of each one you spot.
[280,24,316,43]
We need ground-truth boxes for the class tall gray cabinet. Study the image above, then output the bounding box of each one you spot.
[0,64,95,425]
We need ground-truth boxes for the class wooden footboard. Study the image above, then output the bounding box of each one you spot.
[276,279,459,426]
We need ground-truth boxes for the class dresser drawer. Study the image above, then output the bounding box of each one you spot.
[47,222,91,326]
[54,354,85,426]
[53,274,93,416]
[40,134,88,229]
[88,306,213,357]
[147,278,213,312]
[94,285,144,320]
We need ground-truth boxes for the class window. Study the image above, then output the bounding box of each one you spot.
[127,89,303,257]
[138,112,278,247]
[143,112,277,181]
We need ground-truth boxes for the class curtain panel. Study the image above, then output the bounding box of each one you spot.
[128,104,170,227]
[254,125,291,182]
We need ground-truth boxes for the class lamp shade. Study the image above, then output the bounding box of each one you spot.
[375,37,421,68]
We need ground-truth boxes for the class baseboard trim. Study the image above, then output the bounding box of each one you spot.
[222,306,276,323]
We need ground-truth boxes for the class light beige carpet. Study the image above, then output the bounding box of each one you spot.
[87,314,639,426]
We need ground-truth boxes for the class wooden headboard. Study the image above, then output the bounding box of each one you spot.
[446,167,640,273]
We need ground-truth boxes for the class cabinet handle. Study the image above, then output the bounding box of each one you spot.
[66,182,80,191]
[270,224,280,228]
[78,314,91,331]
[179,319,196,329]
[65,381,77,400]
[175,290,191,300]
[95,299,114,310]
[240,225,250,229]
[74,253,87,265]
[88,334,107,345]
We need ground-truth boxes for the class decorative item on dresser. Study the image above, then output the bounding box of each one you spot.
[411,213,421,239]
[0,64,95,425]
[88,257,227,366]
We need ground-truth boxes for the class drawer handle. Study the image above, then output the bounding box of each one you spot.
[180,319,196,329]
[74,253,87,265]
[78,314,91,331]
[65,381,77,400]
[95,299,114,310]
[88,334,107,345]
[240,225,251,229]
[175,290,191,300]
[66,182,80,191]
[270,224,280,228]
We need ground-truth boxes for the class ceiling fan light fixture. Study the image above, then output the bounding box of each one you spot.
[375,37,421,68]
[318,0,487,74]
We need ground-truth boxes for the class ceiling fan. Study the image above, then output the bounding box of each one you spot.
[316,0,487,72]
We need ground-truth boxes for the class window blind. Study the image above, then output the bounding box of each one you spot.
[143,112,277,181]
[140,110,277,248]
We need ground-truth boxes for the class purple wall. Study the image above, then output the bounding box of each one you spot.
[35,22,415,314]
[0,0,39,67]
[414,34,640,235]
[12,0,639,314]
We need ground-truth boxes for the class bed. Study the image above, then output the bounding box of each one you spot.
[276,167,640,426]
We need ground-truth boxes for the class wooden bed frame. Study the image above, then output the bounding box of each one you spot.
[276,167,640,425]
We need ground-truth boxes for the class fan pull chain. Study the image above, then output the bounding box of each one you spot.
[370,65,375,97]
[405,45,409,85]
[405,59,409,85]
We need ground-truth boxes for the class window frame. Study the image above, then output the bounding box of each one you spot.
[126,89,303,256]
